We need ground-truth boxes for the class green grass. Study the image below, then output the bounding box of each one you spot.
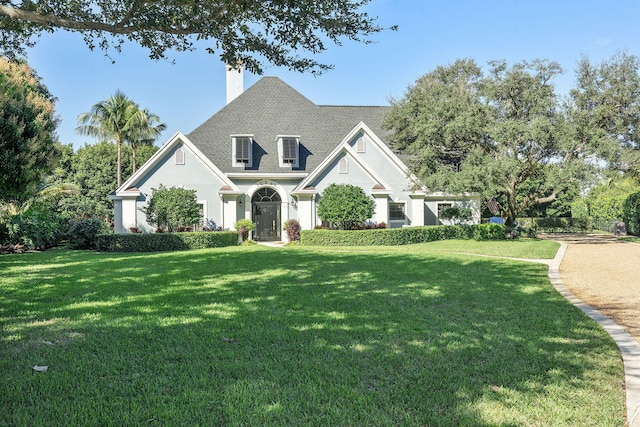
[620,235,640,244]
[0,241,624,426]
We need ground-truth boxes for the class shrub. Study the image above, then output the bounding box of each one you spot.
[284,219,301,242]
[96,231,238,252]
[300,224,504,246]
[5,209,67,250]
[316,184,375,230]
[623,192,640,236]
[439,206,472,224]
[142,185,201,232]
[234,219,255,241]
[67,218,108,249]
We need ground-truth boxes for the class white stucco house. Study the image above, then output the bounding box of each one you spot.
[111,67,480,241]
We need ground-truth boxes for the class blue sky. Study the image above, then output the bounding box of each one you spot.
[25,0,640,149]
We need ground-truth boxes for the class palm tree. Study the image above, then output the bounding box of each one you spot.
[127,108,166,173]
[76,91,165,187]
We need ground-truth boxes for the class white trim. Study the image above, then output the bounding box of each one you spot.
[226,172,309,179]
[276,135,300,168]
[116,132,240,194]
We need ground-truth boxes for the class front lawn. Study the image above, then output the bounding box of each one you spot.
[0,242,624,426]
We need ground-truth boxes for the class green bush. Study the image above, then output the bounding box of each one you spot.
[96,231,239,252]
[316,184,375,230]
[300,224,505,246]
[518,217,592,233]
[67,218,108,249]
[623,192,640,236]
[5,209,67,250]
[142,185,202,232]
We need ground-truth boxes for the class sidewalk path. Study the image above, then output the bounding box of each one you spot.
[544,234,640,427]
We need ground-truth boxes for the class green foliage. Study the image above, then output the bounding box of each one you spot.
[571,52,640,177]
[57,142,158,222]
[67,218,109,249]
[0,1,382,75]
[76,90,165,187]
[4,208,67,250]
[96,231,238,252]
[142,185,201,232]
[316,184,375,230]
[439,206,472,224]
[623,192,640,236]
[518,217,593,233]
[0,58,59,203]
[300,224,505,246]
[284,219,301,242]
[580,178,640,220]
[384,58,593,226]
[233,219,255,241]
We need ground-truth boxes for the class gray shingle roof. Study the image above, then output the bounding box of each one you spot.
[186,77,393,174]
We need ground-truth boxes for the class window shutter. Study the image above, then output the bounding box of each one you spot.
[236,137,250,162]
[282,138,297,163]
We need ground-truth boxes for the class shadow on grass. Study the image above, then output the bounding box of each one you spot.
[0,246,624,426]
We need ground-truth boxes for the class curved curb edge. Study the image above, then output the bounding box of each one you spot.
[548,242,640,427]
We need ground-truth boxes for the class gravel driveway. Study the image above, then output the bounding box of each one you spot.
[551,233,640,344]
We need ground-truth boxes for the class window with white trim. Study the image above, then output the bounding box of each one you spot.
[356,137,366,153]
[278,136,299,167]
[232,136,253,167]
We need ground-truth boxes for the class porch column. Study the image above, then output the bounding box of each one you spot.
[112,188,141,233]
[372,194,389,225]
[219,188,243,230]
[410,192,426,227]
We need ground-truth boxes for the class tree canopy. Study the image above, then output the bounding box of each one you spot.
[76,90,165,187]
[0,0,385,74]
[384,58,597,226]
[0,57,59,204]
[570,52,640,177]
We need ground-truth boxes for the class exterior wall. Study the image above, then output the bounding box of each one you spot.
[425,196,482,226]
[308,140,417,228]
[125,141,228,232]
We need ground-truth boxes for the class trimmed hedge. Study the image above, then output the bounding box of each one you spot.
[300,224,505,246]
[516,217,593,233]
[96,231,239,252]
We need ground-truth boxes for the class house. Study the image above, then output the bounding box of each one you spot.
[111,66,481,241]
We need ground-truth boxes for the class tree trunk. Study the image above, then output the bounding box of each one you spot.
[132,142,137,174]
[116,137,122,188]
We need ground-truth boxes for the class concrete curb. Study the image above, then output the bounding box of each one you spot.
[547,243,640,427]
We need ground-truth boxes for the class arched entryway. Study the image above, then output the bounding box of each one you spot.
[252,187,282,241]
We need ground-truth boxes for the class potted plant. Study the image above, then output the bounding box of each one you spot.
[234,219,255,242]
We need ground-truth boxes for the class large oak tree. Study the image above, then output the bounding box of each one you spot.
[384,59,595,226]
[0,0,384,74]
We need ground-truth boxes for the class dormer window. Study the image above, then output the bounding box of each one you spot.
[232,135,253,167]
[277,136,300,168]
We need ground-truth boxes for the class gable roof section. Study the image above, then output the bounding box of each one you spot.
[186,77,393,175]
[116,131,239,194]
[293,122,416,193]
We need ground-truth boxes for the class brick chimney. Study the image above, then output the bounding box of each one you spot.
[226,62,243,104]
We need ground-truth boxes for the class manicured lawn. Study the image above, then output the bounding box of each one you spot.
[0,241,624,426]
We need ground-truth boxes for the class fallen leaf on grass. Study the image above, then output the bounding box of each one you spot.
[32,365,48,372]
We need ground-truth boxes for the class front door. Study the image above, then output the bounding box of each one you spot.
[252,187,282,241]
[253,202,281,241]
